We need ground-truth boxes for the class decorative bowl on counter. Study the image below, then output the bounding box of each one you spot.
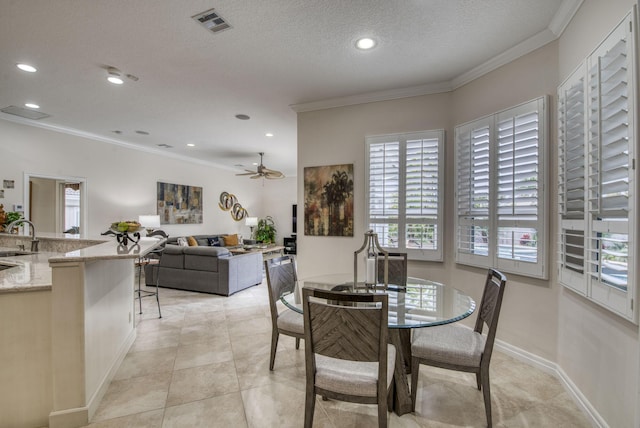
[110,221,142,233]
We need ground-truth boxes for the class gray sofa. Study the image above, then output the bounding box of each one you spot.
[145,235,262,296]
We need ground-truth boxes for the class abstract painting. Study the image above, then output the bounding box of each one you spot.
[304,163,353,236]
[157,182,203,224]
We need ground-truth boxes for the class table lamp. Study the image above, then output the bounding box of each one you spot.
[139,215,161,235]
[245,216,258,238]
[354,230,388,289]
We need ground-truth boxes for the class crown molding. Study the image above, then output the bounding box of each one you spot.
[290,81,452,113]
[549,0,584,36]
[293,0,583,112]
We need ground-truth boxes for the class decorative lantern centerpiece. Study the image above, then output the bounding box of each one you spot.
[354,230,389,289]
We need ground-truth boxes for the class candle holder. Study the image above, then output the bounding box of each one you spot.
[354,230,388,289]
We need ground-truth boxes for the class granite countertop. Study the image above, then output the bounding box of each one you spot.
[0,235,165,294]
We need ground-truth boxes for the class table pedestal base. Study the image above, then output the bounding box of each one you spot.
[389,329,413,415]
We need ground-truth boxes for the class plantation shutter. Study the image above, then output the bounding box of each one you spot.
[366,130,444,261]
[557,65,587,293]
[586,14,635,318]
[455,118,492,267]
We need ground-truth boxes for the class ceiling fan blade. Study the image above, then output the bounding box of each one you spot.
[236,172,257,176]
[250,174,263,179]
[265,171,285,179]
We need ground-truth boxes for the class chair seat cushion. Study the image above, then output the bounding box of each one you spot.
[411,324,485,367]
[277,308,304,334]
[314,344,396,397]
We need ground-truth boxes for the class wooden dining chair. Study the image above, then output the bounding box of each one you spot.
[264,256,304,370]
[377,252,408,287]
[410,268,507,427]
[302,288,395,428]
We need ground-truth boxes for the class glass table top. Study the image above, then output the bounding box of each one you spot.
[281,273,476,329]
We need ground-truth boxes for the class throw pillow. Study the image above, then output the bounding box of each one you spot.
[207,237,221,247]
[223,234,239,246]
[176,237,188,247]
[187,236,199,246]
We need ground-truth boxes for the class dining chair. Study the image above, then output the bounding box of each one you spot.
[377,252,408,287]
[264,255,304,370]
[302,287,395,428]
[410,268,507,427]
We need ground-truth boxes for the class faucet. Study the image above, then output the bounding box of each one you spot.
[6,219,39,252]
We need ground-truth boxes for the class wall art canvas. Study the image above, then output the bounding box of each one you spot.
[304,163,354,236]
[157,182,203,224]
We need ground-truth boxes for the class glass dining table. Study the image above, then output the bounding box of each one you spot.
[280,273,476,416]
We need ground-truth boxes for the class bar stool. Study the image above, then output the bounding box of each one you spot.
[135,251,162,318]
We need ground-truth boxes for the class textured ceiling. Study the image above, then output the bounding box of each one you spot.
[0,0,578,177]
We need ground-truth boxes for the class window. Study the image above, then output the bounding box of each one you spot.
[366,130,444,261]
[455,97,548,279]
[557,11,637,321]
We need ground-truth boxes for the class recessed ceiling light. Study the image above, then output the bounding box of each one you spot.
[356,37,376,50]
[107,76,123,85]
[265,133,274,137]
[24,103,40,109]
[235,114,250,120]
[16,63,37,72]
[106,66,124,84]
[187,143,195,147]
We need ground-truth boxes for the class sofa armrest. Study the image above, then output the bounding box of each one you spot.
[183,246,230,257]
[218,252,263,295]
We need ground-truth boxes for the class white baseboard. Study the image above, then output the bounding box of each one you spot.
[495,339,608,428]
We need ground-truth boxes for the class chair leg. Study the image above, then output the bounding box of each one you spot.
[378,397,388,428]
[155,265,162,319]
[304,388,315,428]
[481,365,492,428]
[269,329,279,371]
[295,337,300,349]
[410,357,420,412]
[476,371,481,390]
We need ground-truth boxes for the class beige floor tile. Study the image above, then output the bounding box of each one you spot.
[179,321,230,345]
[173,337,234,370]
[234,349,305,390]
[183,308,226,325]
[162,393,248,428]
[83,409,164,428]
[113,347,177,380]
[227,316,273,337]
[130,328,182,352]
[91,372,172,421]
[166,360,240,407]
[230,331,273,360]
[242,382,328,428]
[226,304,271,323]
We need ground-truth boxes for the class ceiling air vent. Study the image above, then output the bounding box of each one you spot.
[192,8,231,34]
[1,105,50,120]
[157,143,173,148]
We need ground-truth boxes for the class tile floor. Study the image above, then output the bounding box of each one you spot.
[85,279,592,427]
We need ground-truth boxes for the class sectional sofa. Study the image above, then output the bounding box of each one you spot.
[144,235,262,296]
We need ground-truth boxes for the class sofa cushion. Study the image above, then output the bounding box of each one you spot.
[183,246,231,272]
[207,237,221,246]
[187,236,199,246]
[160,245,185,269]
[222,234,239,246]
[176,237,188,246]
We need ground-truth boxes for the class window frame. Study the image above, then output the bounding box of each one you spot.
[365,130,445,262]
[454,97,549,279]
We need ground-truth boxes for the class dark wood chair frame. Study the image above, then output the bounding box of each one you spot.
[410,268,507,427]
[377,252,408,287]
[264,255,304,371]
[303,288,392,428]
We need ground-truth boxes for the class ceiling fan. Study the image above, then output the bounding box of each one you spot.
[236,152,285,179]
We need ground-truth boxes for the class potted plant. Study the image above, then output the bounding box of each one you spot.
[3,211,22,233]
[255,216,277,244]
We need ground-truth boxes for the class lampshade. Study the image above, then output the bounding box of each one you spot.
[139,215,161,228]
[245,217,258,227]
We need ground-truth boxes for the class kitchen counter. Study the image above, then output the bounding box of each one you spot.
[0,232,166,428]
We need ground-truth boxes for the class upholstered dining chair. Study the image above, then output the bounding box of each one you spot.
[410,268,507,427]
[302,288,395,428]
[377,252,408,287]
[264,256,304,370]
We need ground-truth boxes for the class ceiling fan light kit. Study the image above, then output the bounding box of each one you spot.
[236,152,284,179]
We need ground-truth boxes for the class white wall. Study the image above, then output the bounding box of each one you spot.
[258,176,297,244]
[0,119,286,239]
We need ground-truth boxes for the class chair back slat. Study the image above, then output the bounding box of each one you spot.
[377,252,408,287]
[303,289,388,363]
[308,303,381,361]
[474,269,507,353]
[264,256,298,319]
